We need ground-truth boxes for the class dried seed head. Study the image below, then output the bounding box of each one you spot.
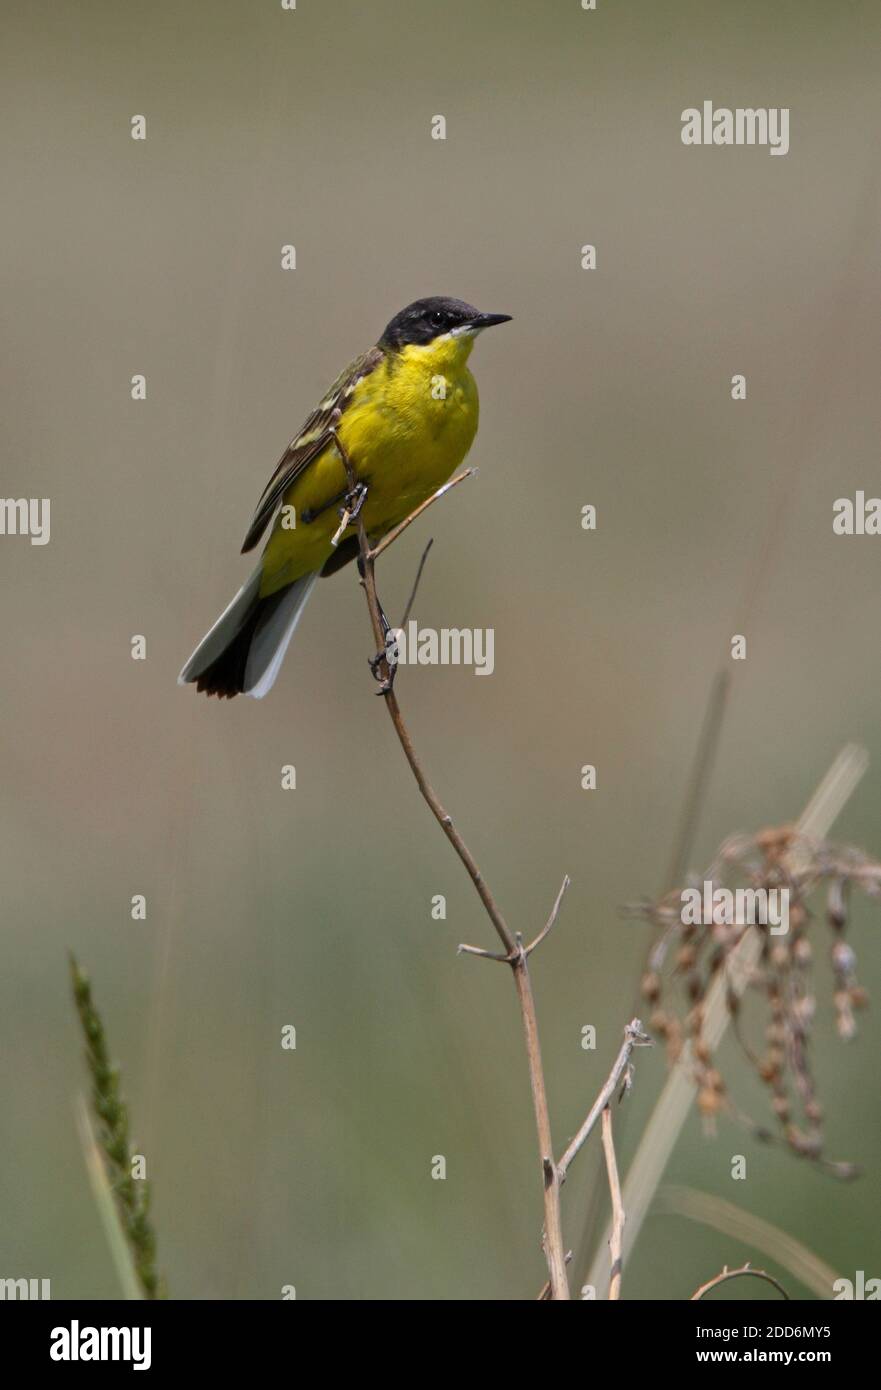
[640,970,661,1003]
[836,1010,857,1042]
[697,1086,722,1117]
[831,941,856,975]
[788,901,807,931]
[793,938,813,967]
[649,1009,670,1037]
[636,823,879,1170]
[827,879,847,930]
[676,945,697,972]
[686,1004,704,1034]
[796,1130,823,1159]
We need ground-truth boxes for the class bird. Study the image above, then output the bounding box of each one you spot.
[178,296,512,699]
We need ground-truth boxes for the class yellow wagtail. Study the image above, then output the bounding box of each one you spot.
[179,297,511,698]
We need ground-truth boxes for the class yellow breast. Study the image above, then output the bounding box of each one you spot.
[343,334,479,513]
[260,334,480,594]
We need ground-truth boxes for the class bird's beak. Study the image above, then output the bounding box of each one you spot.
[454,312,513,337]
[471,312,513,331]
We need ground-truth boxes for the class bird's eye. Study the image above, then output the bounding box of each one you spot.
[429,310,445,327]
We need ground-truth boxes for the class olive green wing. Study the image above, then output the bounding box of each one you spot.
[240,345,384,554]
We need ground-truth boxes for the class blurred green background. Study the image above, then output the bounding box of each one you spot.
[2,0,880,1300]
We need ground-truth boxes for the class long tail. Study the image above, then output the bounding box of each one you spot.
[178,569,318,699]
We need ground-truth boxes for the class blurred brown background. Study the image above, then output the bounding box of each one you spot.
[1,0,880,1299]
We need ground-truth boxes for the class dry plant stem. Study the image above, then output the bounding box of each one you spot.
[601,1107,624,1300]
[537,1251,573,1302]
[664,668,732,896]
[691,1262,789,1301]
[533,1016,650,1300]
[332,433,570,1299]
[512,941,570,1300]
[558,1018,651,1181]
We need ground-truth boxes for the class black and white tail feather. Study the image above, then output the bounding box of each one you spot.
[178,570,318,699]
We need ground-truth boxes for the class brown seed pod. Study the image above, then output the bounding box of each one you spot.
[640,970,661,1003]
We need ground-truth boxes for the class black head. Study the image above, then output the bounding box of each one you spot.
[379,296,512,350]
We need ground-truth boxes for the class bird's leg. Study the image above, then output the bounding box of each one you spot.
[330,422,395,692]
[356,551,397,693]
[328,423,370,547]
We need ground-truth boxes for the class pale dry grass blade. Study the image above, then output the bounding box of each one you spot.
[661,1186,840,1300]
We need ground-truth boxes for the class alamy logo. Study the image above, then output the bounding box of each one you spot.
[681,881,789,934]
[0,1276,50,1299]
[832,1271,880,1300]
[681,102,790,156]
[387,621,494,675]
[833,492,881,535]
[50,1321,152,1371]
[0,497,51,545]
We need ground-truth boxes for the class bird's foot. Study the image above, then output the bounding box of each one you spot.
[368,607,398,694]
[343,481,369,523]
[330,482,368,548]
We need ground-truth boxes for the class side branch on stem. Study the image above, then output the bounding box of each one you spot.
[558,1018,652,1182]
[535,1017,651,1300]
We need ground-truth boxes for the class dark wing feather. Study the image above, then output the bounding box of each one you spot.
[240,346,384,553]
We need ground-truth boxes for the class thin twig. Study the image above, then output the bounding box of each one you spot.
[533,1016,651,1300]
[691,1261,789,1301]
[558,1018,651,1181]
[367,468,476,562]
[331,432,570,1300]
[525,875,571,956]
[457,942,510,962]
[332,432,516,956]
[601,1107,624,1300]
[665,668,732,895]
[398,539,434,631]
[458,874,570,962]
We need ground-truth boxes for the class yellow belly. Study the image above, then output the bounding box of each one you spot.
[260,338,479,596]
